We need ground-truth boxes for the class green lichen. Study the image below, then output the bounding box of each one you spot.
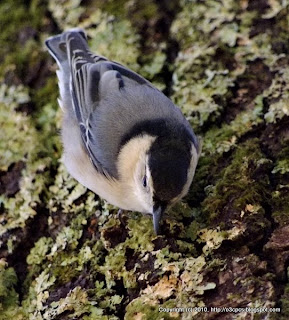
[125,255,218,320]
[0,262,18,310]
[26,237,54,265]
[43,286,101,319]
[203,96,264,155]
[203,139,271,221]
[48,0,140,72]
[48,0,85,30]
[1,0,289,318]
[170,0,241,129]
[88,18,140,72]
[264,68,289,123]
[271,143,289,226]
[0,83,56,238]
[0,0,44,67]
[0,85,32,170]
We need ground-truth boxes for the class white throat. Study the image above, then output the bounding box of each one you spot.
[117,134,156,213]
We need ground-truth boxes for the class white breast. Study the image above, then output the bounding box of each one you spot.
[60,110,152,214]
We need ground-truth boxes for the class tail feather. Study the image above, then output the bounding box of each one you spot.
[45,28,89,114]
[45,28,88,66]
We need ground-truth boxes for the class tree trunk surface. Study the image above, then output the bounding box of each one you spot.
[1,0,289,319]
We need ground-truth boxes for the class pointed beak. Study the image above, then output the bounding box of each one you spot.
[153,204,166,235]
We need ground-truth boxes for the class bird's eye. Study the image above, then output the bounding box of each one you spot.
[142,175,147,188]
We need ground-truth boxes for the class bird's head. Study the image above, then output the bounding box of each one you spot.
[148,135,199,234]
[119,133,199,235]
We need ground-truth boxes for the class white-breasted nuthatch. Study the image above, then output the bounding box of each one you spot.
[45,28,201,234]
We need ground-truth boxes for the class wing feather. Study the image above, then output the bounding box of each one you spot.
[63,30,158,178]
[47,30,189,179]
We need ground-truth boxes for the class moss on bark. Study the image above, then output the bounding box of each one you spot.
[1,0,289,319]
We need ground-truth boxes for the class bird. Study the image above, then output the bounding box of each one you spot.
[45,28,201,235]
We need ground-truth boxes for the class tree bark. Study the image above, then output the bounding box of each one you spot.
[1,0,289,319]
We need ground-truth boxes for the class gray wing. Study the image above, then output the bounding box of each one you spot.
[67,33,162,178]
[46,29,155,178]
[46,29,193,179]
